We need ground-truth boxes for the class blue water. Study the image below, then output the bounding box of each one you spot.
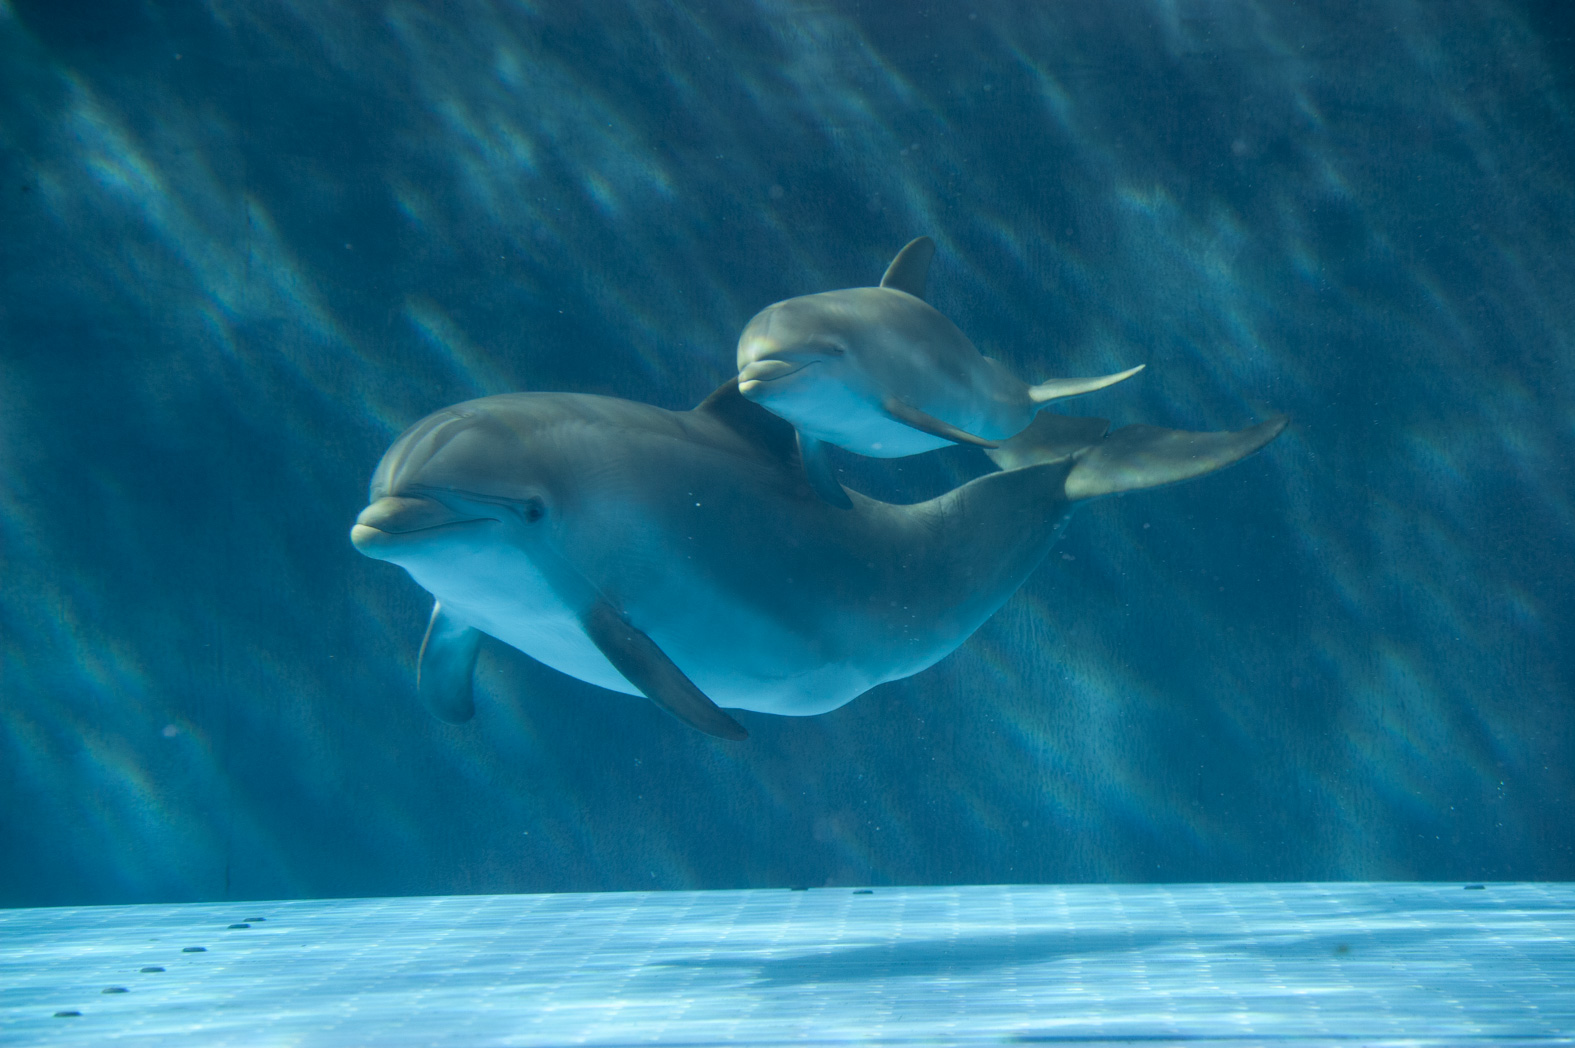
[0,0,1571,909]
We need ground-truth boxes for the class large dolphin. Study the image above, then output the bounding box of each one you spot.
[351,380,1284,740]
[737,237,1142,505]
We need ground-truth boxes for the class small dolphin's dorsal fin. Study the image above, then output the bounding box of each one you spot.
[881,396,999,448]
[418,601,481,723]
[581,600,748,740]
[879,236,935,299]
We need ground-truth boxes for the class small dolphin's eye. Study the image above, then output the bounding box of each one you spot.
[522,497,547,524]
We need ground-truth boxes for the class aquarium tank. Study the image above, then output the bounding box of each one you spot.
[1,0,1571,1044]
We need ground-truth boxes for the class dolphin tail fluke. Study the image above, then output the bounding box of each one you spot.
[986,412,1287,500]
[418,601,481,723]
[1027,364,1145,405]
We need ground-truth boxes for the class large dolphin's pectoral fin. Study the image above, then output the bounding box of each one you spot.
[581,600,749,741]
[797,431,852,508]
[881,396,1000,449]
[418,601,480,723]
[879,236,935,299]
[1028,364,1146,405]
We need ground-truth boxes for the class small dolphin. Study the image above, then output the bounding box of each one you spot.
[351,379,1284,740]
[737,237,1143,505]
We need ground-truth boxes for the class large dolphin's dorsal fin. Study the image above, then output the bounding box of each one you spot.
[695,377,800,462]
[581,600,748,740]
[879,236,935,299]
[797,432,852,508]
[418,601,481,723]
[695,378,845,500]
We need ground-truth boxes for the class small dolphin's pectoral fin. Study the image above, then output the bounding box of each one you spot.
[797,431,852,508]
[1063,417,1289,501]
[581,601,749,741]
[418,601,480,723]
[879,236,935,299]
[881,396,1000,449]
[1028,364,1146,405]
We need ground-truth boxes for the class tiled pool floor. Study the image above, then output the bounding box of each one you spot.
[2,882,1571,1046]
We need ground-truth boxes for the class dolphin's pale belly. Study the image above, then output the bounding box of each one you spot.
[392,539,640,699]
[753,368,1033,458]
[821,409,955,458]
[815,397,1032,457]
[452,592,890,717]
[471,603,636,697]
[394,524,901,717]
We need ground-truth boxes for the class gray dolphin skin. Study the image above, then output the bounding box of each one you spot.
[351,379,1285,740]
[736,237,1145,502]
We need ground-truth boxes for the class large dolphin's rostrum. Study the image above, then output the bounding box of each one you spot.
[737,237,1143,505]
[351,380,1284,739]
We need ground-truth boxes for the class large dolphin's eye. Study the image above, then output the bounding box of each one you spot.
[522,497,547,524]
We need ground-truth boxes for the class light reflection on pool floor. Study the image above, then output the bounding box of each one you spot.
[2,882,1570,1046]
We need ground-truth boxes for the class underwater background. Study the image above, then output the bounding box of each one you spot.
[1,0,1570,907]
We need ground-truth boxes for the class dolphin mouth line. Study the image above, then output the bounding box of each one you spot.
[353,517,495,537]
[353,494,505,539]
[350,492,503,555]
[738,358,819,394]
[349,516,499,558]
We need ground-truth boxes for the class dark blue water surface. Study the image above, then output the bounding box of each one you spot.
[1,0,1571,905]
